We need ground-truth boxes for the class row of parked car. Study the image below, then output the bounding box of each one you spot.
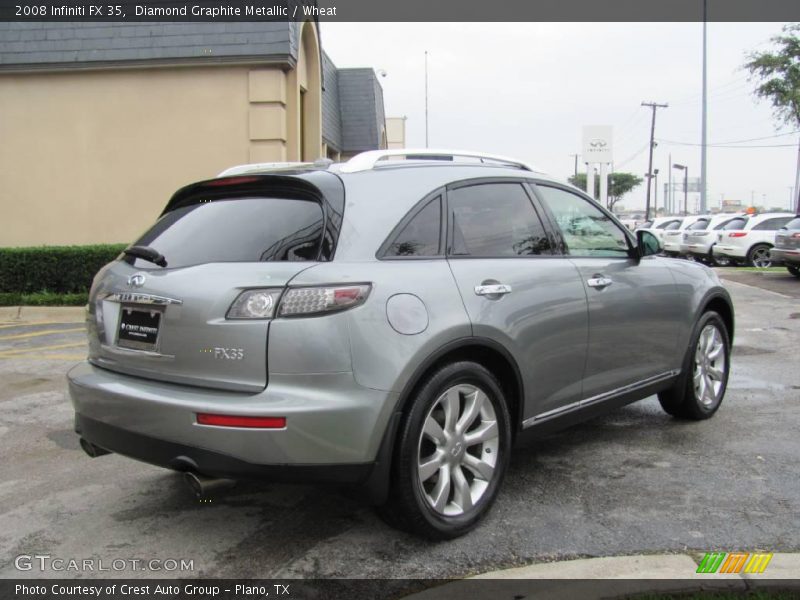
[636,212,800,277]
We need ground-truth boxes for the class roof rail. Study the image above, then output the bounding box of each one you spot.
[217,158,334,177]
[339,149,542,174]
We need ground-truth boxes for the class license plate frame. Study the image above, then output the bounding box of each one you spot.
[117,305,163,352]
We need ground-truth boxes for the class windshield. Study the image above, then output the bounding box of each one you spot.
[127,197,324,269]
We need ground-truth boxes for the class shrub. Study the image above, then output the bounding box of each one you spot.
[0,244,126,295]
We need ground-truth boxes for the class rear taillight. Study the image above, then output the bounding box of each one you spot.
[729,232,748,238]
[197,414,286,429]
[791,232,800,239]
[226,284,371,320]
[278,284,371,317]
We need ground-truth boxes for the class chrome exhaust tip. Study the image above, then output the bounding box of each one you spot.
[79,438,111,458]
[183,471,236,498]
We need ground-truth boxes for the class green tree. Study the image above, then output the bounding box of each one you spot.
[567,172,643,213]
[744,23,800,211]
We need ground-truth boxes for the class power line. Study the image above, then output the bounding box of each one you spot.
[659,130,799,146]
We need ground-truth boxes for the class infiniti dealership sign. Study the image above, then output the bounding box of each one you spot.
[582,125,613,164]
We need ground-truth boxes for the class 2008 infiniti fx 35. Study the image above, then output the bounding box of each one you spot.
[68,149,733,539]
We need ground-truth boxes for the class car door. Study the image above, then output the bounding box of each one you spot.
[533,184,682,400]
[444,179,589,421]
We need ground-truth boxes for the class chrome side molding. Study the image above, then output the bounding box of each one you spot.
[104,292,183,306]
[522,370,680,428]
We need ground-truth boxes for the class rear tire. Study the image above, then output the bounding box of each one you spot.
[788,265,800,279]
[379,361,511,539]
[658,311,730,420]
[747,244,772,268]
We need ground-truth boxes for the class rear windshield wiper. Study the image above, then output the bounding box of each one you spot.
[123,245,168,267]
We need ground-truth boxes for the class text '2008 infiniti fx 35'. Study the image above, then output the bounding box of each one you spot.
[68,149,734,539]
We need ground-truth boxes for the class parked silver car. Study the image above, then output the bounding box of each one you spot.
[68,150,734,539]
[769,215,800,277]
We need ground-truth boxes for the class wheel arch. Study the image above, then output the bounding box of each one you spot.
[699,292,735,344]
[363,337,524,505]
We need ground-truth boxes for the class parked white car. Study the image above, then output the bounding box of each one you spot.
[636,216,684,248]
[712,212,796,267]
[680,213,747,266]
[662,215,712,256]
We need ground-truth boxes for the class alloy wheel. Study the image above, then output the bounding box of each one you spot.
[751,247,772,268]
[693,324,727,407]
[417,384,499,516]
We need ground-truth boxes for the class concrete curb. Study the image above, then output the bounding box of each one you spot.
[0,305,85,323]
[403,553,800,599]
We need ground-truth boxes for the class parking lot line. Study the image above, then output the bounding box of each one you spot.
[0,327,83,341]
[1,353,86,361]
[0,342,86,357]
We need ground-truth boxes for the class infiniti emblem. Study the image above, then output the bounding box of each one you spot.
[128,273,147,288]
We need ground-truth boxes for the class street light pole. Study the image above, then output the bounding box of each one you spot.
[673,163,688,215]
[700,0,708,213]
[424,50,429,148]
[654,169,659,214]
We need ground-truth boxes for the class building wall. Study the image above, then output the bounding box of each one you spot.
[0,64,298,246]
[386,117,406,149]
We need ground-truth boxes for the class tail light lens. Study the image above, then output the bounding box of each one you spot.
[791,232,800,239]
[197,414,286,429]
[227,289,282,319]
[729,232,748,238]
[278,284,371,317]
[226,284,371,320]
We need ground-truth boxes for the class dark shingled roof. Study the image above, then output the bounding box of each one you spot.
[0,22,297,68]
[337,68,386,153]
[0,22,386,155]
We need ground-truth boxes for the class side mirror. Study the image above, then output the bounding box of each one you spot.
[636,230,661,258]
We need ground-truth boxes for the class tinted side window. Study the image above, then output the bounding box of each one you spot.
[722,218,747,230]
[753,217,792,231]
[448,183,552,257]
[664,220,683,230]
[688,219,710,230]
[384,197,441,257]
[785,217,800,230]
[536,186,630,257]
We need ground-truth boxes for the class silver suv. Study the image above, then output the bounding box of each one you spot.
[68,150,734,539]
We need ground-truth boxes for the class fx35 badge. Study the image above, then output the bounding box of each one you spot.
[201,347,245,360]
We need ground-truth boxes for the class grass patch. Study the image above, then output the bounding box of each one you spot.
[729,267,787,273]
[0,292,88,306]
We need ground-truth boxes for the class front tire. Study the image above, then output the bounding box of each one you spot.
[380,361,511,539]
[787,265,800,279]
[659,311,730,420]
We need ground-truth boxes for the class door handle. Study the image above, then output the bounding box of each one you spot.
[587,276,613,288]
[474,284,512,296]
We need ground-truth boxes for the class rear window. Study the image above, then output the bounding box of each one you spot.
[784,217,800,230]
[128,197,324,268]
[687,219,710,231]
[722,218,747,230]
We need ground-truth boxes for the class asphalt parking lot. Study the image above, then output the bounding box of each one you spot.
[0,274,798,580]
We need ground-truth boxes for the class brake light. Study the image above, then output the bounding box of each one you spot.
[792,232,800,239]
[197,414,286,428]
[278,284,371,317]
[204,176,260,187]
[728,232,748,238]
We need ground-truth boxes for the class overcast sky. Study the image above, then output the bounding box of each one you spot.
[322,22,798,214]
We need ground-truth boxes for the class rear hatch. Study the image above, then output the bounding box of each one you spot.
[775,216,800,250]
[86,171,344,392]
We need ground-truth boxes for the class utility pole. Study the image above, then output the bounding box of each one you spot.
[424,51,429,148]
[569,154,579,177]
[642,101,668,221]
[700,0,708,213]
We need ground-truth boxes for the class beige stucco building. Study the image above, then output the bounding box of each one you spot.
[0,22,390,247]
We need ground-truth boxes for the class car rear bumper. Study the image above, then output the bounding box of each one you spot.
[769,248,800,266]
[68,361,399,478]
